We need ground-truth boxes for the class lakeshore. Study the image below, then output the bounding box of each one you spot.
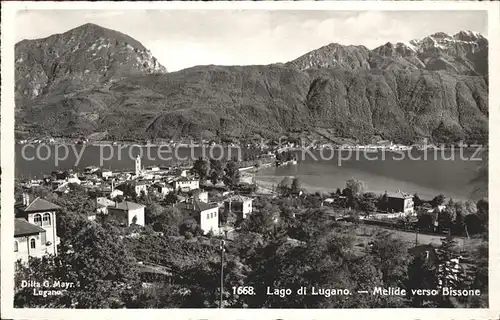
[15,144,483,201]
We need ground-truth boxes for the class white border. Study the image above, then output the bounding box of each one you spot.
[2,1,499,319]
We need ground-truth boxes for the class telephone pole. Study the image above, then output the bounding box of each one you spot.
[220,239,225,308]
[415,228,419,247]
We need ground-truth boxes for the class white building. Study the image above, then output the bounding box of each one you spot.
[224,195,253,219]
[66,174,81,185]
[110,189,124,199]
[196,191,209,203]
[84,166,100,175]
[173,177,200,192]
[101,170,113,179]
[153,182,174,195]
[176,200,219,235]
[96,197,116,215]
[15,196,61,262]
[107,201,146,227]
[117,180,149,196]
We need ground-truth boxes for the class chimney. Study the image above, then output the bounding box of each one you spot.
[23,193,30,206]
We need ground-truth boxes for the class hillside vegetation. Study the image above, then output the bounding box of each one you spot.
[15,25,488,144]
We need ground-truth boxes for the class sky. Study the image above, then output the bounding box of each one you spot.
[15,10,487,72]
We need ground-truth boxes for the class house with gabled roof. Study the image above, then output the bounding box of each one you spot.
[386,190,414,215]
[176,199,219,235]
[224,194,253,220]
[15,195,61,261]
[14,218,48,262]
[107,200,145,227]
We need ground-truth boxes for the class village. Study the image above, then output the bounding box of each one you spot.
[14,146,475,263]
[12,141,490,310]
[12,130,492,310]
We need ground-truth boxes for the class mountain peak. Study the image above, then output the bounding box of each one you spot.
[454,30,484,42]
[288,30,487,77]
[15,22,167,99]
[285,42,371,70]
[429,32,452,39]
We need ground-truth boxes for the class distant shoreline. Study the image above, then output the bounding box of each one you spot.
[15,139,488,150]
[253,175,470,202]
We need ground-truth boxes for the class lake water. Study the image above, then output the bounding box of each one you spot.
[14,145,485,201]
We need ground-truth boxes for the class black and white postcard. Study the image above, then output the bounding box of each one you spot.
[1,1,499,319]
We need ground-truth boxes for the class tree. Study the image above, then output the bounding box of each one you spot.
[470,150,488,199]
[15,218,140,308]
[406,254,437,307]
[359,192,378,213]
[368,231,411,286]
[437,210,453,233]
[223,160,241,188]
[377,191,389,212]
[413,193,423,207]
[290,178,302,195]
[14,256,64,307]
[451,201,477,237]
[254,160,261,168]
[470,241,488,307]
[434,236,468,307]
[192,157,210,183]
[431,194,446,208]
[145,203,165,225]
[464,214,483,235]
[59,221,140,308]
[345,179,366,196]
[209,158,224,186]
[242,208,277,236]
[417,212,434,231]
[476,198,488,233]
[277,177,293,196]
[164,192,179,205]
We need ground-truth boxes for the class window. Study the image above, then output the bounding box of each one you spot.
[34,214,42,226]
[30,238,36,249]
[43,213,51,226]
[14,241,18,252]
[206,213,210,219]
[41,232,46,245]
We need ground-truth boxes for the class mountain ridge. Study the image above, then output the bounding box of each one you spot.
[15,24,488,145]
[288,30,487,77]
[15,23,167,100]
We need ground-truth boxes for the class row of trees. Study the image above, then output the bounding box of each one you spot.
[191,158,241,188]
[417,198,488,236]
[276,177,302,196]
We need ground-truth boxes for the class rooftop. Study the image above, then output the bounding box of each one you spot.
[176,199,218,212]
[175,176,197,182]
[96,197,116,207]
[386,190,413,199]
[130,180,150,186]
[111,201,146,211]
[224,194,253,202]
[21,197,61,213]
[15,218,46,237]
